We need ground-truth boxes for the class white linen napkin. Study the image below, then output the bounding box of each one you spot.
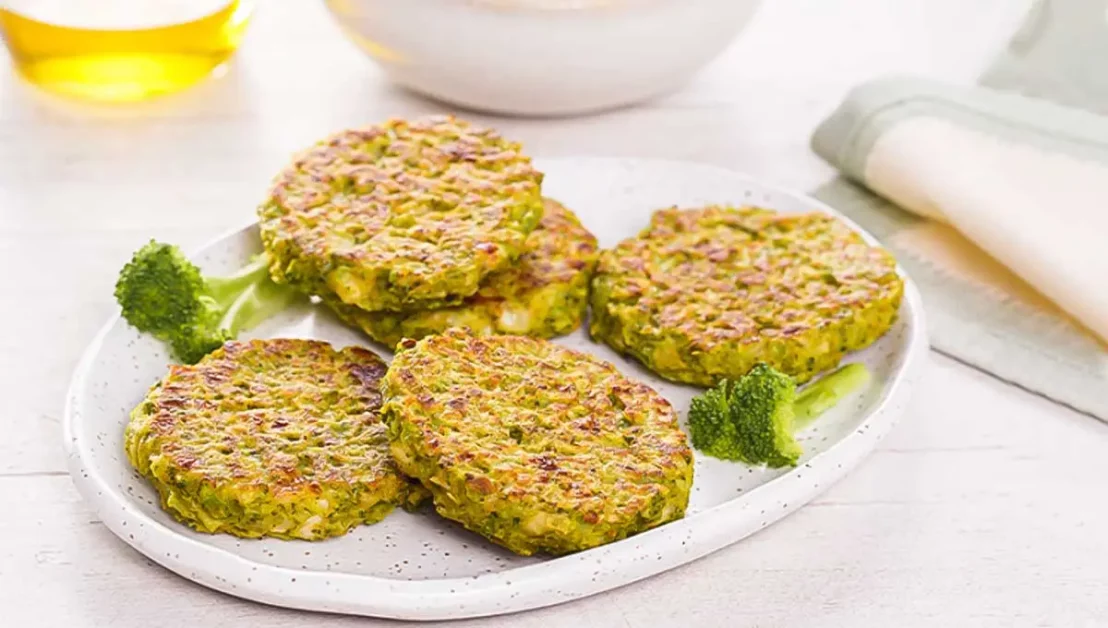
[859,98,1107,342]
[812,77,1108,418]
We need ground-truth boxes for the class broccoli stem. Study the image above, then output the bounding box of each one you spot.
[218,273,296,337]
[793,362,871,430]
[206,255,294,337]
[205,256,272,310]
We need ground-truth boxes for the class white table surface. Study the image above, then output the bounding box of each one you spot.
[4,1,1107,626]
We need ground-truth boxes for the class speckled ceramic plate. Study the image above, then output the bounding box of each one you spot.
[64,158,927,621]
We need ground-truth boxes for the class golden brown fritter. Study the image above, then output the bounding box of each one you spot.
[125,338,424,540]
[590,205,903,385]
[383,328,693,556]
[258,116,544,312]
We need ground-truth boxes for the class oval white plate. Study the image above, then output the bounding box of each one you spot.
[64,158,927,621]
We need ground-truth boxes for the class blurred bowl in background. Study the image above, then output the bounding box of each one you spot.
[0,0,254,102]
[322,0,763,117]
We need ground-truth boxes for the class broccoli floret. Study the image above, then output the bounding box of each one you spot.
[114,240,296,364]
[687,362,871,467]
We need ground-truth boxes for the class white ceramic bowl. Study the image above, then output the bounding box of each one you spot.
[322,0,764,116]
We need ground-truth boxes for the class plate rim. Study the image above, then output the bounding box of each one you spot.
[63,157,929,621]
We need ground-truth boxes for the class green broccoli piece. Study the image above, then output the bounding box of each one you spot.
[687,362,871,467]
[114,240,296,364]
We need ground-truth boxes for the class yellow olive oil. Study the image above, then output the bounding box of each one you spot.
[0,1,253,102]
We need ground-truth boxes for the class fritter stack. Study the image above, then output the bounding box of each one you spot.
[258,116,598,347]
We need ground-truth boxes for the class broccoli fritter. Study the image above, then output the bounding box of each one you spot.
[257,116,545,313]
[125,339,424,540]
[382,328,693,556]
[323,198,598,348]
[590,206,903,386]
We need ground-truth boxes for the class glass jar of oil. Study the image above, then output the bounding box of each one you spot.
[0,0,253,102]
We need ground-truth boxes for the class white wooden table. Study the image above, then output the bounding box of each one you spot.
[5,1,1107,626]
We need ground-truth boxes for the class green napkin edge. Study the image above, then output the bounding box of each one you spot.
[811,76,1108,182]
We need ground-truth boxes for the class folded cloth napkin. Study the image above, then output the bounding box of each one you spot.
[814,78,1108,342]
[810,0,1108,421]
[812,78,1108,421]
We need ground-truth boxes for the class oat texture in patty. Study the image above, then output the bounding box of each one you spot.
[258,115,545,312]
[324,198,598,348]
[589,205,903,386]
[382,328,693,556]
[125,338,425,540]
